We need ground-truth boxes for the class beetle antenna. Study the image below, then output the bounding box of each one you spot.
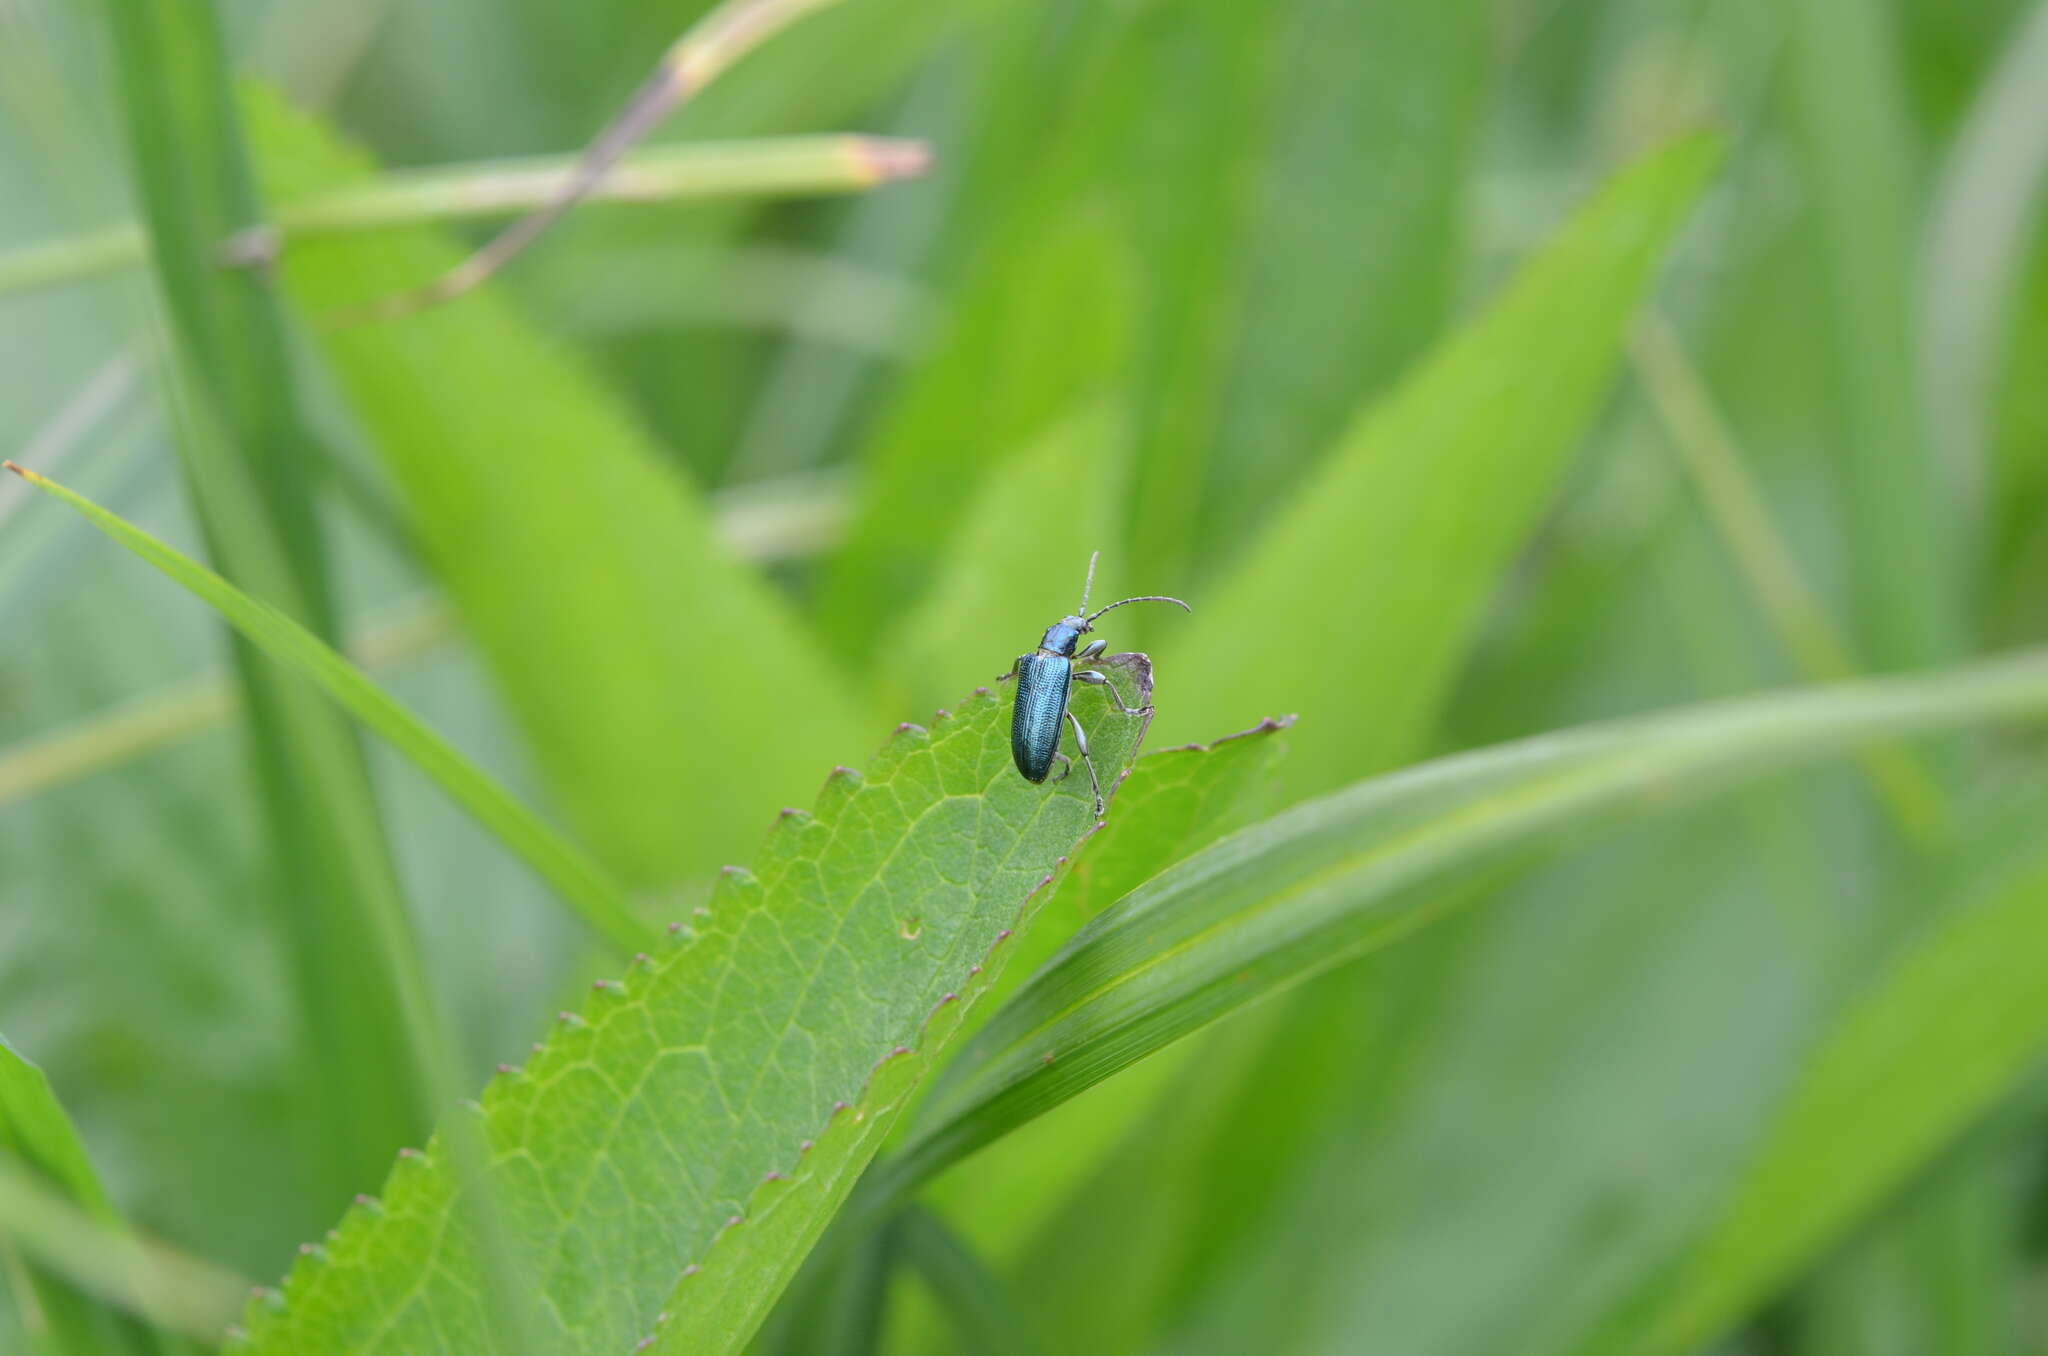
[1085,594,1192,625]
[1078,550,1100,614]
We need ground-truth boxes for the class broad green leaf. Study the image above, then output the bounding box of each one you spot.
[239,85,868,890]
[1150,134,1724,794]
[2,463,645,954]
[1636,832,2048,1351]
[235,661,1159,1355]
[875,646,2048,1201]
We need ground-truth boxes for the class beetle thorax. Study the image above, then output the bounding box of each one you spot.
[1039,617,1089,656]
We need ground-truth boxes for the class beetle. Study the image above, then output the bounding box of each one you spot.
[999,551,1190,816]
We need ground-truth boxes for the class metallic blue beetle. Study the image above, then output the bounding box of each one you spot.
[999,552,1190,816]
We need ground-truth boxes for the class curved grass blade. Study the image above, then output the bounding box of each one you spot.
[874,647,2048,1201]
[2,462,645,955]
[1,1038,178,1353]
[234,663,1156,1355]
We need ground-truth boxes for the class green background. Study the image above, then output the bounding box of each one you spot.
[3,0,2048,1351]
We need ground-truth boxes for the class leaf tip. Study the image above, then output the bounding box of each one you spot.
[854,135,934,184]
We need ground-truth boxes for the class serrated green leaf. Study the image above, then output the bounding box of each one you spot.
[236,661,1159,1355]
[876,646,2048,1201]
[883,713,1292,1308]
[961,713,1293,1044]
[1151,133,1724,794]
[2,463,644,954]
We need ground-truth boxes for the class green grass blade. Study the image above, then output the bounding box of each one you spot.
[1785,0,1961,671]
[0,1037,177,1354]
[232,664,1158,1355]
[896,1206,1039,1356]
[3,463,645,953]
[241,84,869,891]
[0,1156,239,1352]
[895,716,1294,1302]
[0,136,928,300]
[1150,134,1723,794]
[97,0,435,1205]
[877,647,2048,1200]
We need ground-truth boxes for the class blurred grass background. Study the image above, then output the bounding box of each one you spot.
[3,0,2047,1351]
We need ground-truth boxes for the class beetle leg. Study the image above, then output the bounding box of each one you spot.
[1073,669,1153,717]
[996,658,1023,683]
[1077,639,1108,662]
[1064,709,1106,817]
[1047,752,1072,785]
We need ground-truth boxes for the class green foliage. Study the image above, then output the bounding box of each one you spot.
[3,464,644,952]
[880,648,2048,1203]
[244,85,868,892]
[235,665,1154,1353]
[1635,821,2048,1351]
[1151,134,1722,791]
[0,1037,163,1355]
[96,0,437,1211]
[7,1,2048,1353]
